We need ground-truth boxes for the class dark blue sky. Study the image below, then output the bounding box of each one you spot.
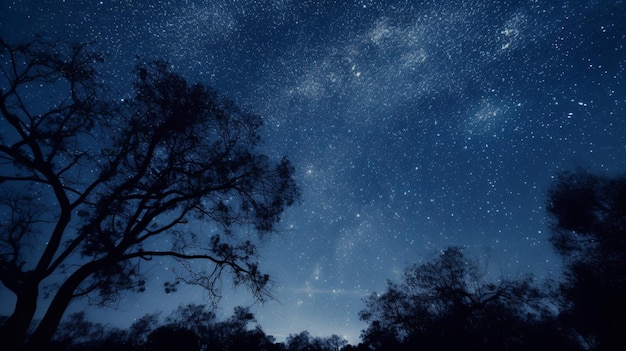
[1,0,625,343]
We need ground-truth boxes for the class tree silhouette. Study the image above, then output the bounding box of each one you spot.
[165,304,278,351]
[285,331,347,351]
[125,312,161,349]
[0,36,299,350]
[359,247,561,350]
[49,312,106,351]
[547,170,626,350]
[146,325,200,351]
[49,312,134,351]
[162,303,216,337]
[203,306,262,350]
[286,331,315,351]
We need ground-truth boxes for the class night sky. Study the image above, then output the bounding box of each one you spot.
[1,0,626,343]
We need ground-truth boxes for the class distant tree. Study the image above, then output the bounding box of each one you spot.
[0,36,298,350]
[49,312,135,351]
[146,325,200,351]
[125,312,161,349]
[358,320,401,351]
[49,311,105,351]
[359,247,560,351]
[285,331,347,351]
[227,308,279,351]
[286,331,315,351]
[44,304,286,351]
[340,344,369,351]
[208,306,257,350]
[158,304,275,351]
[162,303,216,337]
[547,170,626,350]
[321,334,348,351]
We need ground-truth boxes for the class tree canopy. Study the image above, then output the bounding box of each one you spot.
[358,247,569,350]
[547,170,626,350]
[355,170,626,351]
[0,36,298,350]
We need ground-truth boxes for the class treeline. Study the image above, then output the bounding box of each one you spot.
[37,305,347,351]
[15,170,624,351]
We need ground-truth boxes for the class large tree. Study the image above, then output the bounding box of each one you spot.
[0,36,298,350]
[547,170,626,350]
[359,247,565,351]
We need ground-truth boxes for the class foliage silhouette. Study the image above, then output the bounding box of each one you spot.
[359,246,571,350]
[284,331,347,351]
[146,325,200,351]
[47,304,290,351]
[0,36,299,350]
[39,302,353,351]
[547,170,626,350]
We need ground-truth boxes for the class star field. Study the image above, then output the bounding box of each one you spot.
[1,0,625,344]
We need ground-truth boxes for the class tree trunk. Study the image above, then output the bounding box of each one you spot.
[0,282,39,351]
[24,259,106,351]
